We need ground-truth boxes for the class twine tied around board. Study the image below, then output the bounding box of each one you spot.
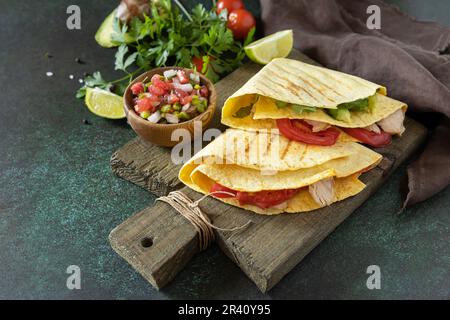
[155,191,252,250]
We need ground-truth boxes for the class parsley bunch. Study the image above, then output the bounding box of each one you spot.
[77,0,254,98]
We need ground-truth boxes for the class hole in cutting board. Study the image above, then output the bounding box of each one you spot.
[141,237,153,248]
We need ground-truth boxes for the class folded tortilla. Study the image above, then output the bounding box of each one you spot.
[179,129,382,215]
[222,58,406,132]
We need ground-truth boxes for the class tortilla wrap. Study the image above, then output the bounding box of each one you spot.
[179,129,381,214]
[221,58,406,132]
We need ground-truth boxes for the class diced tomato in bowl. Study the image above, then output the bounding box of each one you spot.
[131,82,145,95]
[124,67,216,147]
[134,97,158,113]
[129,68,211,125]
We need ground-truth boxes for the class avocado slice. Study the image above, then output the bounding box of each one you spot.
[328,108,351,122]
[95,9,134,48]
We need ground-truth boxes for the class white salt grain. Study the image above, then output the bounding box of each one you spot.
[46,72,54,77]
[69,74,74,80]
[78,79,84,83]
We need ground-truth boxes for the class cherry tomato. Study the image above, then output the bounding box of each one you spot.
[192,56,204,73]
[227,8,256,40]
[210,183,237,198]
[192,55,215,75]
[236,189,299,209]
[276,119,341,146]
[341,128,392,148]
[216,0,244,16]
[130,82,145,95]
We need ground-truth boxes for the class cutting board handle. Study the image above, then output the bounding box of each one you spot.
[109,199,199,289]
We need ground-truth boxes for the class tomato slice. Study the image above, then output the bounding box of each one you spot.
[210,183,237,198]
[276,119,340,146]
[236,189,299,209]
[341,128,392,147]
[210,183,299,209]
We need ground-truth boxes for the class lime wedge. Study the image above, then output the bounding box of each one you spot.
[245,30,294,65]
[95,9,134,48]
[85,88,125,119]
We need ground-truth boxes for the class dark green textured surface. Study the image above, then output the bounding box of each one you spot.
[0,0,448,299]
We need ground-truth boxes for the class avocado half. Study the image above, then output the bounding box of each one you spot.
[95,9,134,48]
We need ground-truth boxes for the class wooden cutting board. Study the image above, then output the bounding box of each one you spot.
[109,50,427,293]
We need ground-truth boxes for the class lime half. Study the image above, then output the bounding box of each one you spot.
[85,88,125,119]
[245,30,294,65]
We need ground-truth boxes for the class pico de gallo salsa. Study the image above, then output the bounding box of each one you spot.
[131,69,210,124]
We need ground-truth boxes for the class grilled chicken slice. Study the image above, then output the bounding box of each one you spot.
[363,123,382,134]
[377,109,405,136]
[272,201,288,210]
[304,120,331,132]
[309,177,335,206]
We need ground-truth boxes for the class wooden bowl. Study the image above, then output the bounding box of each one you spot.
[124,67,217,147]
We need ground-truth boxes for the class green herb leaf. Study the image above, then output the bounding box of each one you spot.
[114,45,128,71]
[232,105,253,118]
[77,2,252,97]
[125,52,138,69]
[114,82,129,97]
[76,72,112,98]
[114,44,138,72]
[129,17,145,41]
[76,87,86,99]
[86,72,110,88]
[111,17,130,44]
[156,49,169,66]
[205,66,220,83]
[244,27,256,47]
